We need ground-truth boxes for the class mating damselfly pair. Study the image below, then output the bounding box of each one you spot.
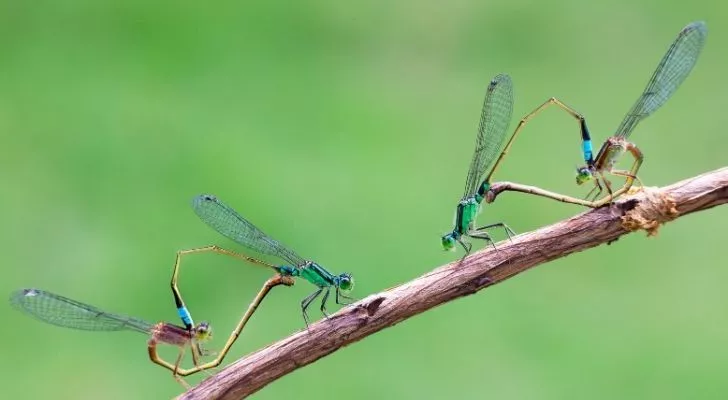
[11,20,707,389]
[442,21,706,255]
[11,194,354,387]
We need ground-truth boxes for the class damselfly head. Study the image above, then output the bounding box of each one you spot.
[441,233,457,251]
[337,273,354,293]
[194,322,213,342]
[575,166,593,185]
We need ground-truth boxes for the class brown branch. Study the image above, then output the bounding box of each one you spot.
[179,166,728,400]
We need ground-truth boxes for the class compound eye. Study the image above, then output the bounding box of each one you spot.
[339,275,354,292]
[441,235,456,250]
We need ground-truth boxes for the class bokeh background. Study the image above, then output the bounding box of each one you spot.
[1,1,726,399]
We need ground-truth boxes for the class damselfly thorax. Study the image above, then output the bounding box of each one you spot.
[593,136,633,171]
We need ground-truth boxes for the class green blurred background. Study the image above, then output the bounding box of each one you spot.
[1,0,727,399]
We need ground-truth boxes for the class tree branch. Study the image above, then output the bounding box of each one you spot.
[179,166,728,400]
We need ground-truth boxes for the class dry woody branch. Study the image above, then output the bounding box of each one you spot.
[179,166,728,400]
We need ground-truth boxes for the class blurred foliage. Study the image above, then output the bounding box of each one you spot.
[1,1,727,399]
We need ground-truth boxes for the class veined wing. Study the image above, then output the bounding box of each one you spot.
[462,74,514,198]
[192,194,305,266]
[615,21,707,138]
[10,288,153,333]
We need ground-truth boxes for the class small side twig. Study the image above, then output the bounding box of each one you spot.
[179,166,728,400]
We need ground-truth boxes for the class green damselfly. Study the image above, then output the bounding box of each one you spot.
[189,194,354,327]
[441,74,517,254]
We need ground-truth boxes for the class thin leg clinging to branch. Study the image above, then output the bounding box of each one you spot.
[457,239,472,256]
[597,171,614,202]
[585,181,601,203]
[474,222,516,241]
[301,288,323,328]
[320,287,331,318]
[468,230,496,250]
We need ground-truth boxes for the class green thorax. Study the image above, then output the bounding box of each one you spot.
[455,197,480,235]
[292,262,335,288]
[454,181,490,235]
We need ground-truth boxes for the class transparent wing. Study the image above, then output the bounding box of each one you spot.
[616,21,707,138]
[192,194,305,266]
[462,74,514,198]
[9,288,153,334]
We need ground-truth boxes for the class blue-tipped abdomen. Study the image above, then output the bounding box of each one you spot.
[582,140,593,164]
[177,306,194,329]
